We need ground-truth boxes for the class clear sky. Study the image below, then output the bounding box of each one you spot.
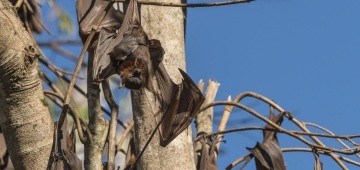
[38,0,360,169]
[186,0,360,169]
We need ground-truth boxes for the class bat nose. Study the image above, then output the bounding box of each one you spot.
[133,68,142,77]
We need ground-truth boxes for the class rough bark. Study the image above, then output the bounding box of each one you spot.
[0,0,53,169]
[131,0,197,169]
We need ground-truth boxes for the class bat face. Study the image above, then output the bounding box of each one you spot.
[117,46,149,89]
[110,24,150,90]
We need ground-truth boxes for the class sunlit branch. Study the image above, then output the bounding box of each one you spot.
[102,0,253,8]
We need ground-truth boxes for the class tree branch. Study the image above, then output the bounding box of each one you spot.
[102,79,119,170]
[104,0,254,8]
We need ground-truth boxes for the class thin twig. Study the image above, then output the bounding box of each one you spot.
[200,101,360,155]
[39,57,82,77]
[227,148,360,169]
[281,148,360,167]
[102,79,119,170]
[225,153,251,170]
[215,95,232,156]
[195,80,220,154]
[304,122,360,158]
[41,71,91,143]
[38,55,126,128]
[60,30,96,128]
[47,42,86,65]
[44,91,90,143]
[37,39,82,46]
[116,121,134,152]
[103,0,253,8]
[208,126,360,140]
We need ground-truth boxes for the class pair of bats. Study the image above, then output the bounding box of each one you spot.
[77,0,205,146]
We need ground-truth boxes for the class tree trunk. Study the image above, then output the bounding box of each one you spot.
[0,0,53,169]
[131,1,196,169]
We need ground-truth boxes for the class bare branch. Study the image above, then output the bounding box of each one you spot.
[37,39,82,46]
[201,91,350,168]
[60,30,96,127]
[38,56,127,128]
[103,0,253,8]
[228,148,360,169]
[209,126,360,140]
[281,148,360,167]
[43,91,90,143]
[116,121,134,152]
[200,101,360,156]
[304,122,360,158]
[102,79,119,170]
[215,95,232,156]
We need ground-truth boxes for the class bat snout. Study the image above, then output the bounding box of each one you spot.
[132,68,142,77]
[120,66,147,90]
[123,76,144,89]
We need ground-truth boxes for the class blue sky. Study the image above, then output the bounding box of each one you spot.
[186,0,360,169]
[38,0,360,169]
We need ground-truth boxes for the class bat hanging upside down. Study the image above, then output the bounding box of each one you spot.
[77,0,205,146]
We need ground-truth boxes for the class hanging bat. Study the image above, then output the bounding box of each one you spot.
[77,0,205,147]
[247,109,286,170]
[77,0,150,87]
[49,122,82,170]
[108,0,205,146]
[152,54,205,146]
[112,0,205,146]
[197,134,218,170]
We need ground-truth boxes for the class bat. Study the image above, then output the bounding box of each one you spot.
[153,58,205,146]
[111,0,205,146]
[77,0,205,147]
[197,134,218,170]
[49,122,82,170]
[246,109,286,170]
[77,0,148,86]
[109,0,204,146]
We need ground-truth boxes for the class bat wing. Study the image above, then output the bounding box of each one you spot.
[76,0,123,41]
[154,64,205,146]
[99,0,142,83]
[76,0,141,83]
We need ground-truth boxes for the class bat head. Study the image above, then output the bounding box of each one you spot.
[117,45,150,90]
